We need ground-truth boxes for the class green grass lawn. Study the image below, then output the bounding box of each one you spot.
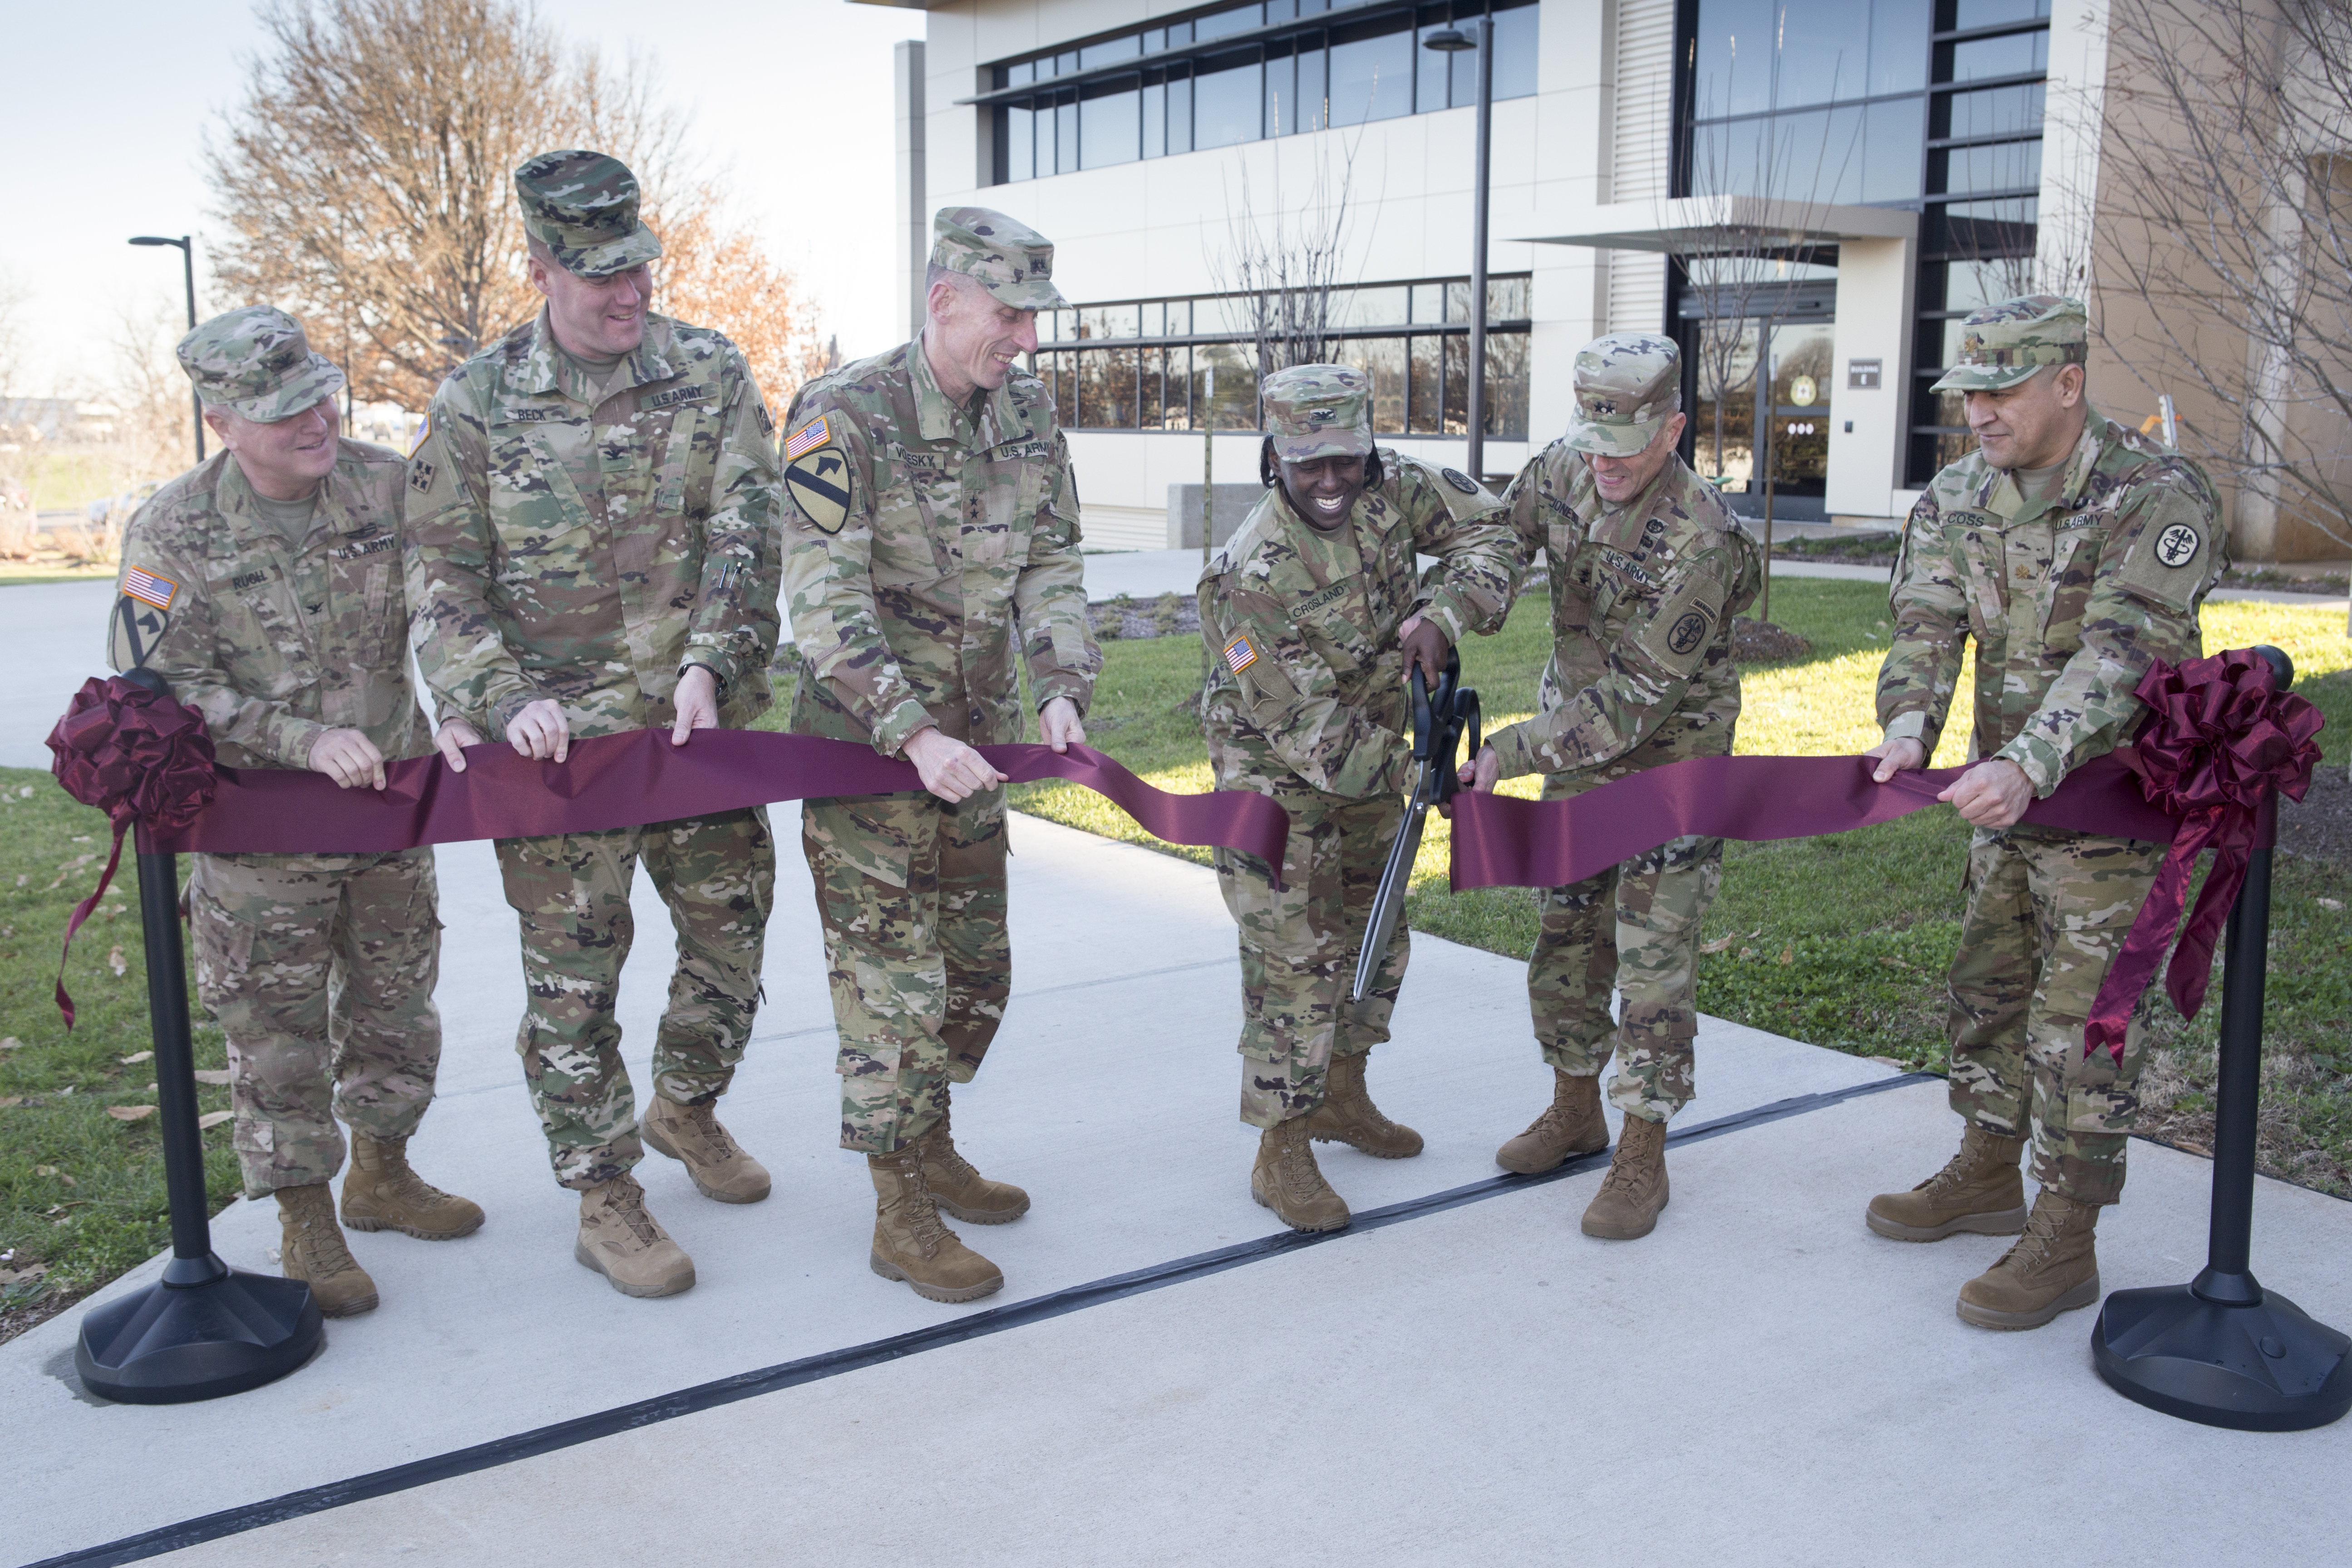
[996,577,2352,1193]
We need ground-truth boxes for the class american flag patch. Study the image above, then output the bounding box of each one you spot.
[1223,635,1258,674]
[120,567,178,611]
[784,415,831,460]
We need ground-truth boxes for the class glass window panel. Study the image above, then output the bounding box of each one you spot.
[1193,50,1262,148]
[1776,0,1873,109]
[1765,321,1835,483]
[1862,97,1926,201]
[1109,345,1140,427]
[1006,60,1034,87]
[1931,136,2041,195]
[1488,275,1530,320]
[1265,43,1293,137]
[1167,299,1194,336]
[1196,342,1258,429]
[1141,347,1165,429]
[1295,42,1326,132]
[1690,318,1760,488]
[1055,51,1077,76]
[1004,105,1035,183]
[1169,69,1193,152]
[1945,28,2047,83]
[1693,0,1775,120]
[1869,0,1931,95]
[1409,335,1444,433]
[1929,194,2037,254]
[1081,80,1140,169]
[1444,335,1469,435]
[1334,286,1409,327]
[1143,28,1165,54]
[1940,257,2012,311]
[1200,294,1257,336]
[1140,302,1164,337]
[1336,335,1407,432]
[1080,35,1141,70]
[1415,22,1450,113]
[1491,3,1538,100]
[1055,98,1079,173]
[1936,80,2044,139]
[1482,330,1530,441]
[1163,345,1192,428]
[1055,352,1078,426]
[1300,0,1329,14]
[1951,0,2050,28]
[1196,4,1264,43]
[1168,20,1193,47]
[1410,283,1448,325]
[1445,280,1471,323]
[1329,19,1413,126]
[1142,80,1165,158]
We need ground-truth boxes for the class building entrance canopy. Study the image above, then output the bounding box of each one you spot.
[1508,194,1918,254]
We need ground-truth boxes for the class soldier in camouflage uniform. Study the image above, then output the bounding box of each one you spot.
[779,207,1098,1305]
[405,152,782,1300]
[114,307,483,1318]
[1462,335,1761,1242]
[1197,365,1515,1233]
[1862,296,2225,1329]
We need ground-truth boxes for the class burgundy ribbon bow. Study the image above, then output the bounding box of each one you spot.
[2083,650,2323,1061]
[44,676,217,1027]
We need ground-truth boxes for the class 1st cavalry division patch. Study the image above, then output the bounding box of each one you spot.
[785,442,855,535]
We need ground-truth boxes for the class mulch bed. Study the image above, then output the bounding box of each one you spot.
[2280,761,2352,872]
[1731,618,1814,662]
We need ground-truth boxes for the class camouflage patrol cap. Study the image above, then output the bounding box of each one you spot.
[1261,364,1373,462]
[1564,334,1681,457]
[1931,295,2087,393]
[514,149,663,279]
[932,207,1066,310]
[176,306,345,424]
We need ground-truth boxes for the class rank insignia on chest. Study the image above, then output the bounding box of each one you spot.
[784,415,833,460]
[120,566,178,611]
[786,445,854,534]
[1223,635,1260,674]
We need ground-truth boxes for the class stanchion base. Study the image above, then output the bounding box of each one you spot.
[74,1259,323,1405]
[2093,1283,2352,1432]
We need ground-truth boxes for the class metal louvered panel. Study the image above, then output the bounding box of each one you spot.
[1608,0,1677,335]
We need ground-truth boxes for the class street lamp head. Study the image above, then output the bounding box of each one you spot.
[129,235,188,250]
[1422,26,1475,51]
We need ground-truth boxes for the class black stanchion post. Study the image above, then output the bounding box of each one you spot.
[74,670,322,1403]
[2091,646,2352,1430]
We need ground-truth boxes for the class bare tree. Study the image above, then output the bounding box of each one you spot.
[1216,141,1367,385]
[207,0,826,415]
[2088,0,2352,567]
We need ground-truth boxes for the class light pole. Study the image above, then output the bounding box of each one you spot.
[129,236,203,463]
[1424,18,1492,482]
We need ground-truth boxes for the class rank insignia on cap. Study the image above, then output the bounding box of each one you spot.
[785,446,854,534]
[119,566,178,611]
[784,415,832,461]
[1223,635,1259,674]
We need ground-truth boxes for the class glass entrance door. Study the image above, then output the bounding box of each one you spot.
[1683,313,1835,523]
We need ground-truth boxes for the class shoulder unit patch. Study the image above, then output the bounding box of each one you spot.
[785,445,855,535]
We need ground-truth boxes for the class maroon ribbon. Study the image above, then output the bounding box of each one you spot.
[143,729,1292,874]
[1448,750,2179,892]
[44,676,219,1027]
[2082,651,2322,1060]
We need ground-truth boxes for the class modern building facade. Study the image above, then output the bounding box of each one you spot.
[873,1,2206,552]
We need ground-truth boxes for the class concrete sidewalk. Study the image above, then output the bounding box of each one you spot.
[5,811,2349,1567]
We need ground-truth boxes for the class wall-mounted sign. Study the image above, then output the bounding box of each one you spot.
[1789,375,1818,407]
[1848,358,1883,390]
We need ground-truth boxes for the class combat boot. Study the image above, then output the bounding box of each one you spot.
[574,1173,695,1298]
[868,1148,1003,1303]
[1302,1052,1423,1158]
[1957,1190,2101,1329]
[341,1133,485,1240]
[277,1183,378,1317]
[1495,1069,1609,1175]
[1251,1118,1351,1233]
[917,1096,1029,1224]
[1866,1123,2028,1241]
[641,1095,771,1203]
[1581,1114,1670,1240]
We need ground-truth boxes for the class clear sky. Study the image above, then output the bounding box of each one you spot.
[0,0,925,398]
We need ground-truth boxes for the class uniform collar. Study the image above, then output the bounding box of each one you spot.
[1978,407,2108,519]
[512,309,680,402]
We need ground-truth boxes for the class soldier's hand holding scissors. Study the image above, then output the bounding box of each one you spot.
[903,726,1008,803]
[1397,613,1451,693]
[509,697,571,764]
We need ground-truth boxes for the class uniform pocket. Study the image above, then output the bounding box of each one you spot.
[189,892,256,1008]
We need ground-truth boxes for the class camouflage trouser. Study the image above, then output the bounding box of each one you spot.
[1946,825,2166,1206]
[802,788,1010,1154]
[1210,763,1408,1130]
[493,808,775,1189]
[1529,822,1723,1127]
[187,848,443,1199]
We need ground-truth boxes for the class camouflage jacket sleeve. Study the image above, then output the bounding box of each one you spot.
[1876,490,1968,755]
[1198,572,1410,799]
[1390,456,1518,644]
[402,388,539,732]
[681,348,783,694]
[112,505,328,768]
[776,394,936,756]
[1998,468,2221,794]
[1489,477,1760,780]
[1011,430,1101,715]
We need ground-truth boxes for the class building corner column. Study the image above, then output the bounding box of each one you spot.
[895,38,929,345]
